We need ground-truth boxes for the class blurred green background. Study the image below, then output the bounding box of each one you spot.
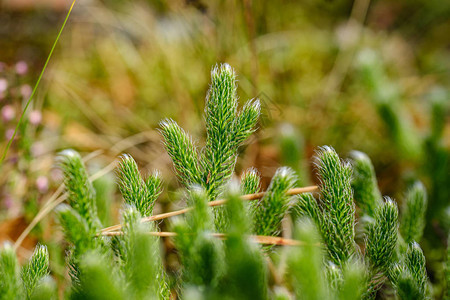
[0,0,449,297]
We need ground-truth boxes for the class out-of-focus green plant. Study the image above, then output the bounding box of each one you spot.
[357,49,449,235]
[0,243,51,300]
[287,218,367,300]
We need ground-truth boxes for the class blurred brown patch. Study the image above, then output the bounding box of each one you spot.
[2,0,70,11]
[0,216,37,260]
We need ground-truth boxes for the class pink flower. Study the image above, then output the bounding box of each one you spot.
[28,110,42,125]
[0,78,7,93]
[36,176,49,193]
[2,105,15,122]
[15,61,28,75]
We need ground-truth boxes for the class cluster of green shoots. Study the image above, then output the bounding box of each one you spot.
[0,64,439,299]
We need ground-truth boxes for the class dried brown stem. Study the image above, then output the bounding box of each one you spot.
[100,185,318,234]
[101,231,319,247]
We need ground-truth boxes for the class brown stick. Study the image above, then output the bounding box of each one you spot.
[101,231,318,247]
[100,185,318,234]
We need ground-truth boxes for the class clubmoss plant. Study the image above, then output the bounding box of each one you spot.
[172,186,225,291]
[350,151,382,218]
[296,146,356,266]
[117,154,162,217]
[3,63,433,299]
[400,182,427,245]
[252,167,297,237]
[160,63,260,230]
[0,243,50,300]
[296,145,430,299]
[287,219,366,300]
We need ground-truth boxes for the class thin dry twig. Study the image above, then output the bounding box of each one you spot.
[100,185,319,234]
[101,231,319,247]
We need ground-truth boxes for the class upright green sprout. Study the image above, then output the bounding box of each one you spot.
[58,150,101,234]
[252,167,296,237]
[392,243,428,300]
[366,199,399,273]
[0,243,51,300]
[160,63,260,229]
[350,150,382,217]
[240,167,261,195]
[117,154,162,217]
[21,245,50,299]
[296,147,355,265]
[365,198,399,296]
[400,182,427,244]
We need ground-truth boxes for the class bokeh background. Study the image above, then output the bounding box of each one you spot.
[0,0,449,297]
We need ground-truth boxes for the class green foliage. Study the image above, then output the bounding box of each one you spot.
[287,219,366,300]
[172,187,224,290]
[287,219,329,300]
[400,182,428,244]
[277,123,309,185]
[366,199,399,273]
[350,150,382,217]
[93,174,115,226]
[314,146,356,265]
[240,167,261,195]
[338,261,367,300]
[29,276,57,300]
[56,204,98,257]
[21,244,49,299]
[159,119,202,188]
[357,50,421,160]
[392,243,428,300]
[220,183,268,299]
[71,251,126,300]
[8,63,431,299]
[58,150,101,233]
[160,64,260,230]
[202,64,260,199]
[0,243,51,300]
[252,167,296,237]
[0,243,22,300]
[120,206,169,299]
[294,192,323,228]
[445,235,450,300]
[117,154,162,217]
